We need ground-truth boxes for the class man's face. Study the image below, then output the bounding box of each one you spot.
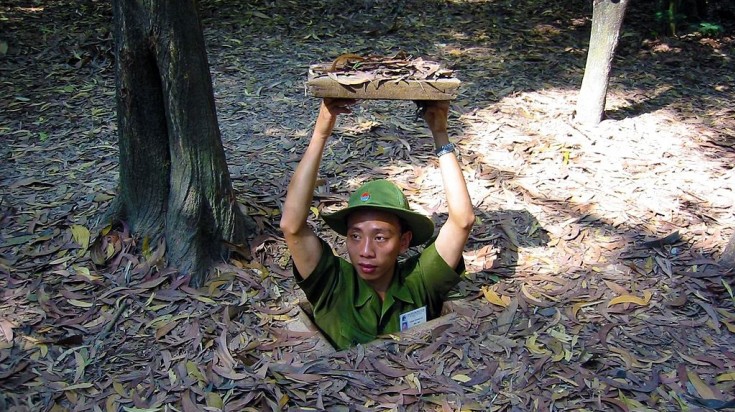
[346,209,412,287]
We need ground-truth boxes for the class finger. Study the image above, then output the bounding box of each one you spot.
[335,106,352,114]
[427,100,450,110]
[324,98,357,111]
[326,98,357,105]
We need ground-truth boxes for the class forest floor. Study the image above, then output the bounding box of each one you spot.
[1,0,735,410]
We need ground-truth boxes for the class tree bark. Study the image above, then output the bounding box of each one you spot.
[575,0,630,126]
[111,0,253,287]
[721,232,735,270]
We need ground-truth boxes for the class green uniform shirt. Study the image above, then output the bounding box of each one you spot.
[295,238,464,350]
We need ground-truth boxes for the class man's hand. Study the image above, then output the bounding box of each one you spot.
[323,98,358,115]
[314,98,358,139]
[419,100,450,136]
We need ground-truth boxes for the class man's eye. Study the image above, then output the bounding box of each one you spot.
[375,236,385,241]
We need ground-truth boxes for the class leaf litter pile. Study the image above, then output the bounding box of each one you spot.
[310,52,456,85]
[1,0,735,410]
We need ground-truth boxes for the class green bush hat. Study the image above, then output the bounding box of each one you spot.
[321,179,435,247]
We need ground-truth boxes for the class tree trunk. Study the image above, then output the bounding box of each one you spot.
[111,0,253,287]
[721,232,735,270]
[575,0,630,126]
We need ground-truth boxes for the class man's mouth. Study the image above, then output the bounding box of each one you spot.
[359,264,377,274]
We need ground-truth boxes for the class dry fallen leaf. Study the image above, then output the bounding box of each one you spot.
[482,285,510,307]
[608,290,653,307]
[0,319,16,342]
[70,224,90,252]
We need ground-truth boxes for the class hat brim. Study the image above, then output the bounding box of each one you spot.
[322,205,435,247]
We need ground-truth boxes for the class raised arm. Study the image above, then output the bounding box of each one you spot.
[421,101,475,269]
[280,99,355,279]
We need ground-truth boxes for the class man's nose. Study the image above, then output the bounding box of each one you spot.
[359,239,374,257]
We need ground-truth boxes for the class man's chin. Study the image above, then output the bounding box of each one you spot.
[358,271,378,280]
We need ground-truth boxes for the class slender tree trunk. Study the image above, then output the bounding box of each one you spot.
[575,0,630,126]
[721,232,735,270]
[111,0,253,287]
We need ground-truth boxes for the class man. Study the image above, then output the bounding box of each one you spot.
[280,98,474,350]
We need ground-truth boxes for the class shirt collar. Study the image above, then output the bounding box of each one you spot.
[386,279,414,309]
[355,281,374,308]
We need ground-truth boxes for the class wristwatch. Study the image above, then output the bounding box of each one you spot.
[435,143,455,157]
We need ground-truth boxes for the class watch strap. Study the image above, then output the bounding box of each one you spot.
[435,143,455,157]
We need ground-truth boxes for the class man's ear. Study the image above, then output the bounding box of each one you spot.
[399,231,413,253]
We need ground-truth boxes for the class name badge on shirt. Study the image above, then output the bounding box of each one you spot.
[400,306,427,332]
